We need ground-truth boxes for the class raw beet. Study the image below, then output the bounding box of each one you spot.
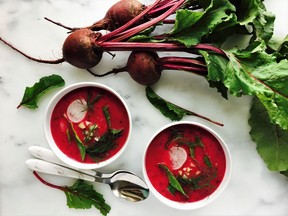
[62,29,103,69]
[101,0,146,31]
[127,51,162,86]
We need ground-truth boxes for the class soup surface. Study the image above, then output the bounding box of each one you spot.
[50,86,130,163]
[145,124,226,202]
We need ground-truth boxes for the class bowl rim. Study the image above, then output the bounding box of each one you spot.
[142,121,232,210]
[44,82,132,170]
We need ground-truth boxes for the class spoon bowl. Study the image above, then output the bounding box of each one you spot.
[109,171,150,202]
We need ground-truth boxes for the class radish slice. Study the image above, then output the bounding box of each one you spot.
[66,99,87,123]
[169,146,187,170]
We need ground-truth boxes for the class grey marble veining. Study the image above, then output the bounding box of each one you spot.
[1,0,288,215]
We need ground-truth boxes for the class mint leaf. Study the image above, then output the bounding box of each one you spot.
[18,74,65,109]
[158,163,188,197]
[249,97,288,171]
[64,180,111,216]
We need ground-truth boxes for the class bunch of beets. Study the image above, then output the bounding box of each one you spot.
[0,0,225,86]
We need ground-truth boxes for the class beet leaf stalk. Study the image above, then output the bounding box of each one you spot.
[98,41,226,55]
[44,0,201,32]
[101,0,186,42]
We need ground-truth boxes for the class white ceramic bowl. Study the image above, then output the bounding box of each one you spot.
[143,121,231,210]
[44,82,132,169]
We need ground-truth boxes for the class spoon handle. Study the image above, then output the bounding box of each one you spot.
[26,159,96,182]
[29,146,97,177]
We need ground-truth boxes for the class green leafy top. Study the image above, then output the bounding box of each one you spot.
[200,48,288,130]
[170,0,237,46]
[137,0,288,175]
[249,97,288,171]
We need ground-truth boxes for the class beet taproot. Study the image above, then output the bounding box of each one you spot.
[62,29,103,69]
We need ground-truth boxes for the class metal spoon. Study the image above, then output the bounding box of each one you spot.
[27,146,149,202]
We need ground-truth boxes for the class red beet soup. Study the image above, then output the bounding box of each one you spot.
[145,123,226,203]
[50,86,130,164]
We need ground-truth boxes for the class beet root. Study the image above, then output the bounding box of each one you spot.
[127,51,162,86]
[62,29,103,69]
[92,0,146,31]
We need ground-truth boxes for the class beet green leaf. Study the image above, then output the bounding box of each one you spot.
[170,0,237,46]
[201,49,288,130]
[249,97,288,172]
[64,180,111,216]
[18,74,65,109]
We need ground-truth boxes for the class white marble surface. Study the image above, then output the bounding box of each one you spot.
[1,0,288,215]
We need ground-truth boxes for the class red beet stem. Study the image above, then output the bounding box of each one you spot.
[188,113,224,127]
[100,0,162,42]
[99,41,226,55]
[147,0,178,16]
[33,171,65,191]
[159,56,207,67]
[162,19,175,24]
[44,0,175,32]
[0,37,65,64]
[161,63,208,75]
[109,0,186,42]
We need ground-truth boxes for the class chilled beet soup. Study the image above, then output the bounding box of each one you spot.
[145,123,226,203]
[50,86,130,164]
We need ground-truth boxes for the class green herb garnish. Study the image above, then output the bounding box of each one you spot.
[179,136,204,158]
[86,88,101,111]
[203,155,213,168]
[164,129,184,149]
[67,119,86,160]
[85,106,123,160]
[158,163,188,198]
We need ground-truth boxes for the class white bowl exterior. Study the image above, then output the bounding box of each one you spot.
[143,121,232,210]
[44,82,132,170]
